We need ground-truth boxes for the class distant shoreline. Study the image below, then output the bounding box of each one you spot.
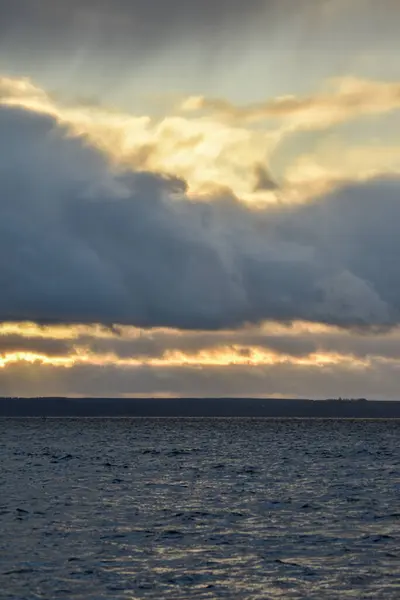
[1,397,400,419]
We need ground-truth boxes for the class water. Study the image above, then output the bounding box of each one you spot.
[0,418,399,599]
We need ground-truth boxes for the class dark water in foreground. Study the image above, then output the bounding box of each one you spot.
[0,419,399,599]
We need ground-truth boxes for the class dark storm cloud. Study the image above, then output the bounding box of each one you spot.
[0,103,399,330]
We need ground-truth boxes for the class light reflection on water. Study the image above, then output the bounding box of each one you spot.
[0,418,399,599]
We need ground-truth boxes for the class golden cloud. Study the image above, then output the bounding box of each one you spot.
[0,320,380,371]
[0,346,369,370]
[181,77,400,130]
[1,74,399,204]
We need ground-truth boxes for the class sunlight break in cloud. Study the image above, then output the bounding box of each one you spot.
[1,74,400,205]
[4,318,400,398]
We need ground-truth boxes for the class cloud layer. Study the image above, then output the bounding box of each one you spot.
[182,78,400,129]
[2,353,400,400]
[3,319,400,398]
[0,103,399,331]
[0,0,267,58]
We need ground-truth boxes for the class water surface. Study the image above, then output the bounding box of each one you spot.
[1,418,399,599]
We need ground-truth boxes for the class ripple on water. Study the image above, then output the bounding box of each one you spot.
[0,418,399,599]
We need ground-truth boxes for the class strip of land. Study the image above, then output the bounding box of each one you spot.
[1,397,400,418]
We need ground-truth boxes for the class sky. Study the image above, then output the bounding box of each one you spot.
[1,0,400,399]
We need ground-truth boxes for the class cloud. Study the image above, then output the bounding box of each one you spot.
[0,0,267,60]
[0,102,400,331]
[252,164,279,192]
[181,78,400,129]
[3,75,400,204]
[0,334,69,357]
[2,1,398,64]
[1,75,279,199]
[1,356,399,399]
[286,143,400,187]
[5,320,400,367]
[0,76,47,102]
[2,0,399,121]
[4,319,400,398]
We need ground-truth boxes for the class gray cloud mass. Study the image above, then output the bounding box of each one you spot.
[0,334,70,357]
[0,1,266,54]
[0,104,399,330]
